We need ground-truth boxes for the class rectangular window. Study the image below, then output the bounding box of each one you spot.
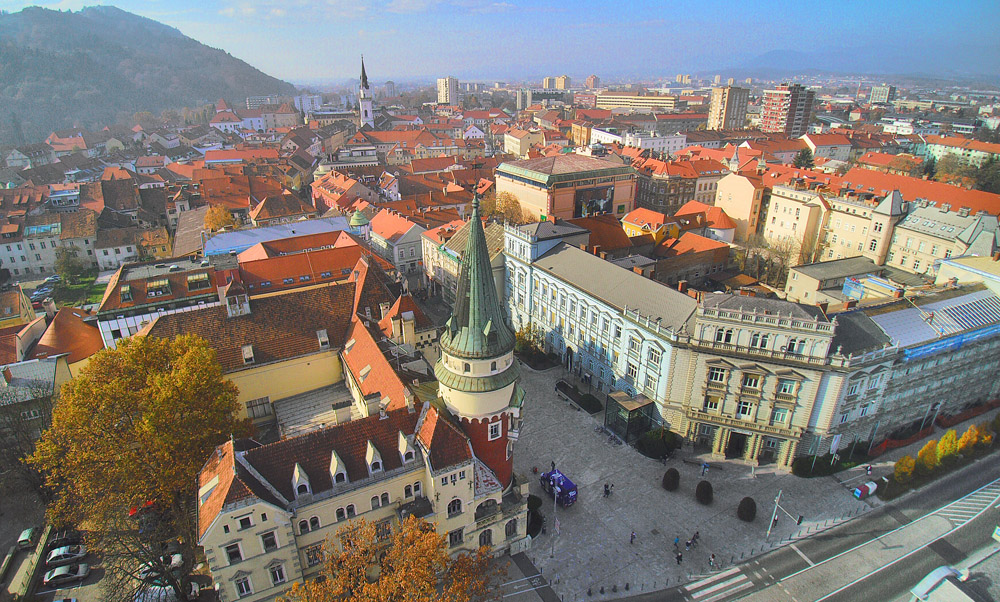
[488,422,501,440]
[741,374,760,389]
[448,529,463,548]
[238,515,253,530]
[261,531,278,553]
[771,407,788,424]
[847,382,860,396]
[839,411,850,424]
[778,380,795,395]
[235,577,253,597]
[270,564,286,585]
[708,367,726,383]
[648,348,661,364]
[225,543,243,564]
[626,363,637,380]
[736,400,753,418]
[859,403,870,417]
[317,329,330,349]
[629,337,640,352]
[242,345,255,365]
[644,373,657,392]
[704,396,719,411]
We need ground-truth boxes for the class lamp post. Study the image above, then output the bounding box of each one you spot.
[550,476,559,558]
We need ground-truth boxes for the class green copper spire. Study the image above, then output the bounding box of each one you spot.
[438,193,516,360]
[349,209,370,227]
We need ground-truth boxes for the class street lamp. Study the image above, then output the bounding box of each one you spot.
[550,476,559,558]
[766,489,803,540]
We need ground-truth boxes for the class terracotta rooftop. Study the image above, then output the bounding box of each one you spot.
[248,192,317,222]
[623,207,669,229]
[30,307,103,364]
[654,231,730,257]
[675,200,738,230]
[567,214,634,251]
[416,404,473,472]
[342,319,411,412]
[378,294,434,335]
[142,283,356,373]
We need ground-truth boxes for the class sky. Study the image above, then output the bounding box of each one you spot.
[2,0,999,84]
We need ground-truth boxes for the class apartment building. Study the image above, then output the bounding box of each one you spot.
[886,204,1000,277]
[707,86,749,131]
[761,84,815,138]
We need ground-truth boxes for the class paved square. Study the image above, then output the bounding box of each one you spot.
[512,362,875,601]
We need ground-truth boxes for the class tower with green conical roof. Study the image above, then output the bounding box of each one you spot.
[435,193,524,489]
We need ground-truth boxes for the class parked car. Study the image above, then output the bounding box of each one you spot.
[134,581,200,602]
[18,527,38,550]
[44,274,62,284]
[43,563,90,586]
[46,545,88,567]
[539,469,578,507]
[48,529,83,551]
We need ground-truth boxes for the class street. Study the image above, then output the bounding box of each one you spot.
[620,448,1000,601]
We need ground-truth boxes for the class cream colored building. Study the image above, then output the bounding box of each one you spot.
[595,92,686,112]
[555,75,571,90]
[762,185,828,260]
[886,204,1000,277]
[707,86,749,131]
[714,172,766,243]
[503,128,544,159]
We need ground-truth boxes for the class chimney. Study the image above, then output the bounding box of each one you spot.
[43,297,57,320]
[817,302,829,314]
[993,252,1000,262]
[547,214,557,224]
[892,288,904,298]
[844,299,857,309]
[2,367,11,384]
[677,280,688,293]
[578,244,587,251]
[379,302,391,320]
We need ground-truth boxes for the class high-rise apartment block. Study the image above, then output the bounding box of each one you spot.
[761,83,815,138]
[707,86,749,131]
[437,76,459,104]
[515,88,532,111]
[869,84,897,105]
[585,74,600,89]
[543,76,556,89]
[555,75,571,90]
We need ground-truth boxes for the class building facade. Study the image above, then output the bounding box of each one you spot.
[761,84,815,138]
[495,155,636,220]
[707,86,749,131]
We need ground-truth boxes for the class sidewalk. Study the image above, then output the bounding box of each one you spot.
[513,361,1000,601]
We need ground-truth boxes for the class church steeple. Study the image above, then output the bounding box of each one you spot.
[360,56,370,91]
[433,192,523,490]
[358,56,374,128]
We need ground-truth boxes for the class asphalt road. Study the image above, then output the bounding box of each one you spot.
[622,452,1000,601]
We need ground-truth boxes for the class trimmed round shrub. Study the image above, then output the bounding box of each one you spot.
[635,428,681,459]
[662,468,680,491]
[737,496,757,522]
[695,480,713,505]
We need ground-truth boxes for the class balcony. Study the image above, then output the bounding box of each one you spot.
[706,380,726,391]
[739,386,762,397]
[774,392,797,403]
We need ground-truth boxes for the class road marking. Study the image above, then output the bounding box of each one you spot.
[700,580,754,602]
[684,567,752,602]
[781,476,1000,584]
[790,543,814,567]
[814,482,1000,601]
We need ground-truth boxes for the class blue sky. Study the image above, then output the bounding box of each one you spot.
[2,0,999,83]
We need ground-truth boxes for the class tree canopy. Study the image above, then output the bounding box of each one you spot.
[204,205,237,231]
[29,334,246,600]
[280,516,501,602]
[793,148,814,169]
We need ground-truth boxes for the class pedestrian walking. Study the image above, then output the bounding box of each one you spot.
[701,462,710,476]
[604,483,610,497]
[673,536,680,549]
[685,540,691,551]
[630,531,636,545]
[676,552,683,565]
[865,464,872,476]
[709,554,716,568]
[610,483,614,495]
[692,531,700,546]
[551,460,556,473]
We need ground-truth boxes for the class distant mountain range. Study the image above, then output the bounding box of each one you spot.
[0,6,296,146]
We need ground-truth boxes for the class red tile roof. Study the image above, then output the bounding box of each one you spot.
[342,319,410,411]
[370,208,420,242]
[923,135,1000,155]
[567,214,634,251]
[248,192,317,222]
[30,307,103,364]
[622,207,669,229]
[416,404,473,471]
[204,149,280,163]
[377,294,434,335]
[654,231,730,256]
[675,200,737,230]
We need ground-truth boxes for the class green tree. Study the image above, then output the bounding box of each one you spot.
[793,148,814,169]
[972,159,1000,194]
[280,516,501,602]
[54,247,86,285]
[936,429,958,461]
[30,335,246,601]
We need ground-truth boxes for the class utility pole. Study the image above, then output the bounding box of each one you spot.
[551,480,559,558]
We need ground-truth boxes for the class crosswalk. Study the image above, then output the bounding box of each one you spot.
[681,567,755,602]
[934,479,1000,526]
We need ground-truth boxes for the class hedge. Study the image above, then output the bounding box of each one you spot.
[662,468,679,491]
[737,497,756,522]
[636,428,681,459]
[696,480,713,505]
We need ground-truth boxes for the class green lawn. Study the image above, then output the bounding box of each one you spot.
[52,270,105,307]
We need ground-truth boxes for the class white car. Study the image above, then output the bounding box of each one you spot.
[43,563,90,586]
[46,545,88,567]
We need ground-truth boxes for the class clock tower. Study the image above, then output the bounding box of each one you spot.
[358,56,374,128]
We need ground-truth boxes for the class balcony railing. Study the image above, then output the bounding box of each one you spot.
[774,392,797,403]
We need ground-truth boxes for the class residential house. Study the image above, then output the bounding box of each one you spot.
[368,210,426,277]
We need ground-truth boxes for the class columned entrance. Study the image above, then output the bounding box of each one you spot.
[725,432,749,459]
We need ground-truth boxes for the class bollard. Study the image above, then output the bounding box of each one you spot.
[625,583,629,591]
[612,585,618,593]
[588,587,592,596]
[600,586,604,594]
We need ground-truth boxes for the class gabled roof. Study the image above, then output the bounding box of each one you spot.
[622,207,669,229]
[248,192,317,222]
[654,232,730,257]
[370,209,421,243]
[567,214,634,251]
[378,294,434,335]
[30,307,103,364]
[675,200,737,230]
[416,404,473,472]
[342,319,411,411]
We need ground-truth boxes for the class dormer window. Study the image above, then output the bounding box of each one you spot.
[292,463,311,498]
[147,278,171,297]
[242,345,255,365]
[296,484,309,495]
[119,284,132,302]
[371,461,381,472]
[187,272,210,291]
[366,440,384,476]
[317,329,330,349]
[404,451,413,462]
[329,449,348,485]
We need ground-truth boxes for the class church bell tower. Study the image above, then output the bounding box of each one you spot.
[358,56,374,129]
[434,194,524,489]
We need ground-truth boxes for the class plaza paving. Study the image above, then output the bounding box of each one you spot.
[510,360,1000,602]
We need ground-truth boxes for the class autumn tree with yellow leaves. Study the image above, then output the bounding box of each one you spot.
[30,334,246,602]
[204,204,237,231]
[280,516,502,602]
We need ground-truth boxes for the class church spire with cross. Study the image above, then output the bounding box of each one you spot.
[434,192,524,489]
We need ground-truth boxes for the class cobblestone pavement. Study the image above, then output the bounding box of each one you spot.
[511,360,1000,602]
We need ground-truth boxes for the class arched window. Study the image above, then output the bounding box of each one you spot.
[309,516,320,530]
[371,496,380,510]
[404,485,413,498]
[463,363,471,373]
[447,498,462,517]
[404,451,413,462]
[298,519,309,534]
[715,328,725,343]
[371,461,381,472]
[491,361,497,371]
[346,505,356,518]
[380,492,390,505]
[334,472,346,483]
[296,483,309,495]
[336,508,346,521]
[413,481,422,496]
[505,519,517,538]
[479,529,492,547]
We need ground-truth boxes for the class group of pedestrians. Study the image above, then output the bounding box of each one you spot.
[669,531,708,566]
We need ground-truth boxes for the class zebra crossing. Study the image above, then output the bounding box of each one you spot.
[934,479,1000,526]
[681,567,756,602]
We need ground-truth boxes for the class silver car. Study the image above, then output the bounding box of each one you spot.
[43,563,90,586]
[46,545,88,567]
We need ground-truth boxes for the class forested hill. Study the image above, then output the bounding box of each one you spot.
[0,6,297,145]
